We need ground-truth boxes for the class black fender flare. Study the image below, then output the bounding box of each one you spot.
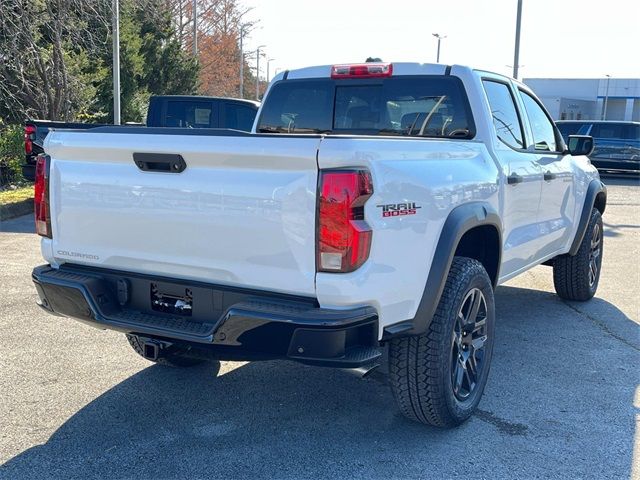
[568,180,607,256]
[383,202,502,339]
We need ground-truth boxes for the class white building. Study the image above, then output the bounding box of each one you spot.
[523,78,640,122]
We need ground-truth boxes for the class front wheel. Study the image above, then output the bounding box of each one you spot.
[388,257,495,427]
[553,208,603,301]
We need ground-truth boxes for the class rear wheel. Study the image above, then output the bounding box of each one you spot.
[126,334,210,368]
[388,257,495,427]
[553,208,603,301]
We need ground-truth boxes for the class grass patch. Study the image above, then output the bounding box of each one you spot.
[0,186,34,206]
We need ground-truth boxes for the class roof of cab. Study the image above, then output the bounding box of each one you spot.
[274,62,470,81]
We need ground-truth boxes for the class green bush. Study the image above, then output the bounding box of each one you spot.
[0,124,25,187]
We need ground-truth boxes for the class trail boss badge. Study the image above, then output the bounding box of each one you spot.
[376,202,421,217]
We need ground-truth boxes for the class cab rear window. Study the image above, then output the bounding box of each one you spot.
[257,76,475,138]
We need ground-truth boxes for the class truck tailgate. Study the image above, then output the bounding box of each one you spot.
[44,130,321,296]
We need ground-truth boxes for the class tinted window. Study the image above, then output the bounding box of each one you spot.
[624,124,640,140]
[556,122,585,138]
[165,101,216,128]
[520,91,558,151]
[333,77,473,137]
[590,123,640,140]
[258,81,333,133]
[482,80,524,149]
[224,103,257,131]
[257,76,474,137]
[590,123,624,139]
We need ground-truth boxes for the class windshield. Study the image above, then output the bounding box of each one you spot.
[257,76,475,138]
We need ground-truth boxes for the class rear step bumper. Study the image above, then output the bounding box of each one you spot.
[32,265,380,368]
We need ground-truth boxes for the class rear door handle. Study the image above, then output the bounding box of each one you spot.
[133,153,186,173]
[544,171,557,181]
[507,173,523,185]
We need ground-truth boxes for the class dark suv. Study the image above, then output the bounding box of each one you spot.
[556,120,639,173]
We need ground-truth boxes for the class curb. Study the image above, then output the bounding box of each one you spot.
[0,199,33,221]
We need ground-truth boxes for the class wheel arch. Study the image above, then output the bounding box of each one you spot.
[569,179,607,256]
[382,202,502,339]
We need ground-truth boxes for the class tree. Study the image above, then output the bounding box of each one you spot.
[0,0,199,124]
[0,0,111,122]
[167,0,257,98]
[94,0,199,123]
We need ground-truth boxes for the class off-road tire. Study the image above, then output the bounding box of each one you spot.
[388,257,495,427]
[553,208,603,301]
[126,334,209,368]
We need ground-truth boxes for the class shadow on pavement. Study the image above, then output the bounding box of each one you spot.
[1,285,638,479]
[0,215,35,234]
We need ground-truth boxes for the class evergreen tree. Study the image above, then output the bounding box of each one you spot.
[94,0,199,123]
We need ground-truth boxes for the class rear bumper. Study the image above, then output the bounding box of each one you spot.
[32,265,380,368]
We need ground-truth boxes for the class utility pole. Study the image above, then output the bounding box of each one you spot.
[432,33,446,63]
[112,0,120,125]
[255,45,266,101]
[602,74,611,120]
[513,0,523,79]
[267,58,275,83]
[192,0,198,56]
[239,25,245,98]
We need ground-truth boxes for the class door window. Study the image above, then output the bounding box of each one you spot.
[520,91,558,152]
[482,80,524,149]
[224,103,257,131]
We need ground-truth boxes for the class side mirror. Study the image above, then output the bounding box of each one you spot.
[567,135,594,156]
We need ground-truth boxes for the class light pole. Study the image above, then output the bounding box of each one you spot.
[506,64,524,75]
[513,0,523,79]
[432,33,446,63]
[267,58,276,83]
[192,0,198,56]
[255,45,266,100]
[602,74,611,120]
[112,0,120,125]
[239,25,246,98]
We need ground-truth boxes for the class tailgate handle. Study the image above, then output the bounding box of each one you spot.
[133,153,186,173]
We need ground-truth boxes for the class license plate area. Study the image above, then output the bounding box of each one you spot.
[150,282,193,316]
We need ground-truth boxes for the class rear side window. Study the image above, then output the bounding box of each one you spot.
[590,123,624,139]
[624,124,640,140]
[165,101,216,128]
[257,76,474,138]
[224,103,257,131]
[482,80,524,149]
[591,123,640,140]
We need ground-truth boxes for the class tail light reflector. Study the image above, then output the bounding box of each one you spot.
[25,124,36,155]
[34,154,52,238]
[318,170,373,272]
[331,63,393,79]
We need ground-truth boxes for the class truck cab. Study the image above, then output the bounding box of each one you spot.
[146,95,259,131]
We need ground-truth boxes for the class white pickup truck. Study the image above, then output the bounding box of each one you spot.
[32,62,606,428]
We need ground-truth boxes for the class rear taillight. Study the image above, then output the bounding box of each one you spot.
[34,154,52,238]
[24,124,36,155]
[331,63,393,79]
[317,169,373,272]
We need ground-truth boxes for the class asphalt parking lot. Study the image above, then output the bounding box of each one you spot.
[0,175,638,479]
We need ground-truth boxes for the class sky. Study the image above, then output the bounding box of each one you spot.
[243,0,640,81]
